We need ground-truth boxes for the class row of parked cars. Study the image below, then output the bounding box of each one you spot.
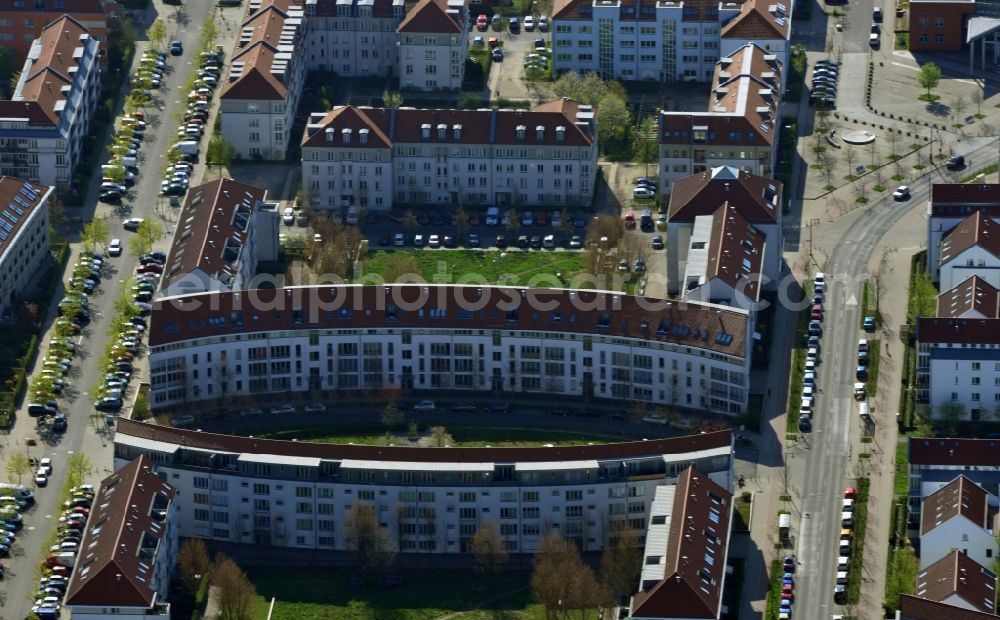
[809,59,839,108]
[475,13,549,32]
[834,486,858,604]
[162,49,223,197]
[799,272,827,432]
[34,483,96,620]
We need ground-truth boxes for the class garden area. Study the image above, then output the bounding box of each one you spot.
[360,249,585,287]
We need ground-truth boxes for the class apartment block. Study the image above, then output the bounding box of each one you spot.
[908,0,975,52]
[926,184,1000,284]
[0,177,50,322]
[915,317,1000,420]
[147,285,752,415]
[0,15,101,192]
[907,437,1000,526]
[397,0,468,91]
[160,179,280,298]
[916,551,997,614]
[938,211,1000,292]
[0,0,114,65]
[900,594,1000,620]
[303,0,403,76]
[918,475,997,570]
[550,0,788,82]
[114,418,735,554]
[64,455,177,620]
[220,0,307,160]
[301,99,598,211]
[665,165,781,295]
[658,43,781,188]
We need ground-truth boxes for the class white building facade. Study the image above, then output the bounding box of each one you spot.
[916,318,1000,420]
[550,0,787,82]
[113,418,734,554]
[301,100,598,211]
[0,177,51,322]
[0,15,101,193]
[148,285,752,415]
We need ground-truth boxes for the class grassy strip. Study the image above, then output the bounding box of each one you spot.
[894,441,909,496]
[764,559,783,620]
[785,283,814,434]
[732,492,752,531]
[846,478,871,605]
[906,251,936,324]
[861,281,882,329]
[868,339,881,397]
[256,424,634,447]
[960,163,999,183]
[883,543,917,612]
[361,249,585,286]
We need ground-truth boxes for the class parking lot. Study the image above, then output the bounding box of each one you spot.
[477,11,555,102]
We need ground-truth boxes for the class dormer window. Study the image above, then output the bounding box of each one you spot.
[325,128,335,143]
[421,123,431,140]
[453,124,462,139]
[359,128,369,144]
[555,125,565,141]
[437,123,447,139]
[536,125,545,141]
[516,125,526,141]
[341,128,352,144]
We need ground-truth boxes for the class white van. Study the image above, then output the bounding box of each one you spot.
[858,339,868,353]
[486,207,500,226]
[859,402,870,419]
[345,206,360,225]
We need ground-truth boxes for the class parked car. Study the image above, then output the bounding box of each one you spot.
[413,400,437,412]
[108,238,122,256]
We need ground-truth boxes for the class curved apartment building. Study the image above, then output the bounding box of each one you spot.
[148,285,752,415]
[113,419,734,555]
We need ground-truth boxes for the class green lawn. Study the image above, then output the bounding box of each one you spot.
[258,424,634,447]
[732,493,752,531]
[249,568,535,620]
[360,250,586,287]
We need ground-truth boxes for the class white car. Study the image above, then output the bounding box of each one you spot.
[39,458,53,476]
[108,238,122,256]
[413,400,437,412]
[428,234,440,248]
[282,207,295,226]
[304,403,326,413]
[270,405,296,416]
[641,414,667,425]
[892,185,910,201]
[633,186,655,200]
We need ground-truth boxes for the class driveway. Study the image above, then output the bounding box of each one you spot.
[484,20,553,102]
[1,1,221,618]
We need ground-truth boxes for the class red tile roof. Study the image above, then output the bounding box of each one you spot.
[667,166,781,224]
[116,418,734,464]
[932,184,1000,213]
[0,176,49,259]
[149,285,750,357]
[302,100,595,148]
[631,467,732,619]
[702,202,765,301]
[222,4,301,101]
[916,317,1000,345]
[0,0,109,9]
[900,594,1000,620]
[910,436,1000,467]
[397,0,463,32]
[720,0,788,40]
[64,455,175,608]
[916,550,997,614]
[940,211,1000,264]
[312,0,402,18]
[937,276,1000,318]
[162,179,268,292]
[920,475,990,536]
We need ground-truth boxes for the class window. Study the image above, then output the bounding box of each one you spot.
[935,33,944,43]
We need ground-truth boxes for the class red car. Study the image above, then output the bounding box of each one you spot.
[624,212,636,229]
[136,263,163,275]
[476,14,488,30]
[811,309,823,320]
[781,591,794,601]
[844,486,856,499]
[535,212,547,226]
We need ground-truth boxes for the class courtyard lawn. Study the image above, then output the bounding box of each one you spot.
[249,568,535,620]
[360,250,586,287]
[258,423,636,447]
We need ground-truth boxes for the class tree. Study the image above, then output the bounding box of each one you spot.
[596,93,631,148]
[632,115,658,176]
[103,164,127,186]
[524,65,547,83]
[148,18,167,50]
[470,521,508,573]
[531,532,608,620]
[6,453,30,484]
[81,217,111,252]
[454,205,470,237]
[551,71,620,106]
[381,401,404,429]
[66,453,92,488]
[206,135,237,178]
[402,209,419,231]
[600,527,643,601]
[177,538,211,594]
[199,19,219,54]
[950,94,968,122]
[383,90,404,108]
[506,208,520,234]
[429,425,453,447]
[937,400,966,434]
[972,83,985,116]
[916,62,942,99]
[212,553,256,620]
[130,219,165,258]
[0,48,16,99]
[344,502,397,578]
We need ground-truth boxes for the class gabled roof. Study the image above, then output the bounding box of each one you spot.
[397,0,462,33]
[931,184,1000,214]
[552,0,591,20]
[916,550,997,614]
[301,106,393,148]
[900,593,1000,620]
[668,166,781,223]
[940,210,1000,264]
[162,179,267,292]
[910,436,1000,467]
[0,177,49,260]
[721,0,788,40]
[631,467,732,619]
[937,276,1000,318]
[222,3,302,101]
[921,475,990,536]
[702,202,765,301]
[64,455,176,608]
[916,317,1000,345]
[0,0,107,9]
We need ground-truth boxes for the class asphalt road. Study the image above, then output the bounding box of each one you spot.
[791,141,999,618]
[3,2,218,618]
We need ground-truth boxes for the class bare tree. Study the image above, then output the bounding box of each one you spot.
[344,502,397,579]
[971,83,984,116]
[844,147,857,178]
[470,521,509,573]
[381,401,405,429]
[600,527,643,601]
[429,426,453,447]
[951,94,968,122]
[531,532,609,620]
[212,552,256,620]
[177,538,211,594]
